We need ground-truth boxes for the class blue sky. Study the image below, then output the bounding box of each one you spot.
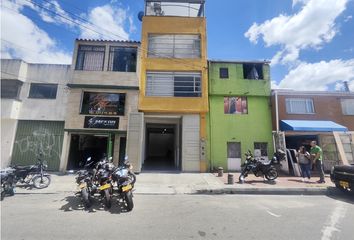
[1,0,354,90]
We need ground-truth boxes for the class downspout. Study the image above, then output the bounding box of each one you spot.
[275,90,279,132]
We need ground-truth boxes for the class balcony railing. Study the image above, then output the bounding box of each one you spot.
[145,0,205,17]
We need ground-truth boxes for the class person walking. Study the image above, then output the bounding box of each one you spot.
[297,146,311,182]
[310,141,325,183]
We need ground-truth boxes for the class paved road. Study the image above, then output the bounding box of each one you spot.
[1,191,353,240]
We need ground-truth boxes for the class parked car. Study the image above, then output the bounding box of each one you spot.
[330,164,354,194]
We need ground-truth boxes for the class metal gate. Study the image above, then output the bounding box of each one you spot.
[12,120,65,171]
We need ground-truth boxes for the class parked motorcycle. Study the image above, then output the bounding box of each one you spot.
[95,158,115,209]
[1,168,16,201]
[239,150,285,183]
[11,154,51,189]
[75,157,95,208]
[111,156,135,211]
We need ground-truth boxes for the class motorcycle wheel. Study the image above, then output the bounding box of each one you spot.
[238,174,245,184]
[32,175,51,189]
[1,190,5,201]
[81,188,92,208]
[124,190,134,212]
[265,168,278,181]
[104,189,112,209]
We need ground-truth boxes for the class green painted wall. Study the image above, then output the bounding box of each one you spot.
[207,62,273,171]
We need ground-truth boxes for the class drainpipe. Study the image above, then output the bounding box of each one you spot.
[275,90,279,132]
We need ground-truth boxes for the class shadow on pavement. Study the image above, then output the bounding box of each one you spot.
[59,194,131,214]
[326,187,354,204]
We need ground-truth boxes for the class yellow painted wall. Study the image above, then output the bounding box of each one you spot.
[139,16,208,113]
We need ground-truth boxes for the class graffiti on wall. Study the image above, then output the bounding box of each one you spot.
[14,128,62,160]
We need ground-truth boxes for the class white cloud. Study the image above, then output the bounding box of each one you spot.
[79,5,130,40]
[36,0,76,28]
[245,0,348,65]
[1,0,71,64]
[344,15,352,22]
[278,59,354,91]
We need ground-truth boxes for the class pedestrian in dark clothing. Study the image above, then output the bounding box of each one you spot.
[297,146,311,182]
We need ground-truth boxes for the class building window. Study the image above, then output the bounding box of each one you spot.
[224,97,248,114]
[75,45,105,71]
[286,98,315,114]
[227,142,241,158]
[243,63,263,80]
[219,68,229,79]
[108,47,137,72]
[146,72,201,97]
[145,1,204,17]
[148,34,201,59]
[29,83,58,99]
[1,80,22,99]
[81,92,125,116]
[341,99,354,115]
[254,142,268,158]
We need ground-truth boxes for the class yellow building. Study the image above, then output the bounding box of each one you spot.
[127,0,208,172]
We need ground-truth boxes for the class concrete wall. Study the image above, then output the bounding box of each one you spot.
[0,119,18,167]
[71,40,140,87]
[271,92,354,131]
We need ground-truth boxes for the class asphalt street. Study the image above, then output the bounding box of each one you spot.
[1,192,353,240]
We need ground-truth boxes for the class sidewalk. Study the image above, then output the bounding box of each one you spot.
[13,172,338,196]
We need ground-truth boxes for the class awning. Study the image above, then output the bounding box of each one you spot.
[280,120,348,132]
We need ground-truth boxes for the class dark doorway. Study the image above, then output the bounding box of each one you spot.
[143,124,177,171]
[67,134,109,170]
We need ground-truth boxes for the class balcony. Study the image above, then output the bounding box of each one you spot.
[145,0,205,17]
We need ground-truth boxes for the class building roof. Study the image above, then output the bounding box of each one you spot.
[208,59,271,64]
[280,120,348,132]
[76,39,140,44]
[272,89,354,97]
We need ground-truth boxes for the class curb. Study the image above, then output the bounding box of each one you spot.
[193,186,339,195]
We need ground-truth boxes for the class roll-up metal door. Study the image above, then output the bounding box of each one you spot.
[126,112,144,173]
[182,114,200,172]
[12,120,65,171]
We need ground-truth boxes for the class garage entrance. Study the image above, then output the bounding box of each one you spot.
[143,124,180,171]
[67,134,113,170]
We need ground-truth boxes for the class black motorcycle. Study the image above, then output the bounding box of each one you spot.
[95,158,115,209]
[75,158,95,208]
[111,156,135,211]
[12,156,51,189]
[239,150,285,183]
[1,168,16,201]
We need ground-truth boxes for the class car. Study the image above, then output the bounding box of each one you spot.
[330,164,354,194]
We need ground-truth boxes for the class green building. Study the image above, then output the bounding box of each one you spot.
[207,60,273,171]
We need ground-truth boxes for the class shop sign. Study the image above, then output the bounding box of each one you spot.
[84,116,119,129]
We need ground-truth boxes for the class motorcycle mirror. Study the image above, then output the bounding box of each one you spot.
[87,157,92,161]
[108,156,113,162]
[124,156,129,161]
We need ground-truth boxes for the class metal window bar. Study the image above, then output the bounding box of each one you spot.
[75,45,105,71]
[146,72,201,97]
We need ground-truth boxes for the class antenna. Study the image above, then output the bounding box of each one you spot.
[343,81,350,92]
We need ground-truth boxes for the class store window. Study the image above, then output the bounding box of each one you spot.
[75,45,105,71]
[81,92,126,116]
[108,47,137,72]
[29,83,58,99]
[224,97,248,114]
[285,98,314,114]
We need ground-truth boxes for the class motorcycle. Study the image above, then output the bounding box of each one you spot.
[11,154,51,189]
[239,150,285,184]
[94,158,115,209]
[75,157,95,208]
[1,168,16,201]
[111,156,135,211]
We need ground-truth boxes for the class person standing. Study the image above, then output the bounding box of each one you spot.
[297,146,311,182]
[310,141,325,183]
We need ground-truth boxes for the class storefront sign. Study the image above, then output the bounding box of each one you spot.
[84,116,119,129]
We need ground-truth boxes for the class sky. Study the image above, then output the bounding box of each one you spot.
[1,0,354,91]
